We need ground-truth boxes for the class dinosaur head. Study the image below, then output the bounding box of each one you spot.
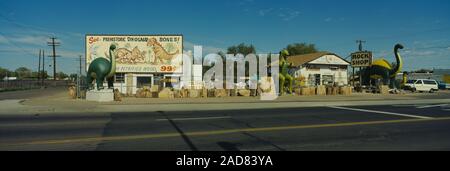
[109,44,117,51]
[395,44,404,50]
[147,38,158,46]
[280,50,289,57]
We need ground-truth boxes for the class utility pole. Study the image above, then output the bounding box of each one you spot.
[78,55,83,98]
[47,37,61,80]
[38,49,42,82]
[42,50,45,87]
[356,40,366,52]
[79,55,83,78]
[356,40,367,89]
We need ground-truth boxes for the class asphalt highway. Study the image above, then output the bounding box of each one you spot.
[1,103,449,151]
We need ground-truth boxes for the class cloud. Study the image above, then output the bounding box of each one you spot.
[238,0,254,6]
[324,17,345,23]
[404,50,437,56]
[256,8,300,21]
[13,35,49,46]
[59,49,83,58]
[0,35,9,44]
[258,8,273,16]
[280,10,300,21]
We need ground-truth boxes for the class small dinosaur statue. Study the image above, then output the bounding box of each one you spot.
[86,44,117,90]
[279,50,294,95]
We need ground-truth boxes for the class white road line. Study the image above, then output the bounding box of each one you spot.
[416,104,449,109]
[329,106,433,119]
[391,105,417,107]
[156,116,231,122]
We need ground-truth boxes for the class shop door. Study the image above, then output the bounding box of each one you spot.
[137,76,153,89]
[314,74,321,86]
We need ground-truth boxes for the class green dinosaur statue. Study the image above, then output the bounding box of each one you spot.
[86,44,117,90]
[361,44,404,89]
[279,50,294,95]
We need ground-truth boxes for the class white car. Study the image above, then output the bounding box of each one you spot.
[404,79,439,93]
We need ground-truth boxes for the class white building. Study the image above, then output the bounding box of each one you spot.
[287,52,350,86]
[86,35,185,95]
[2,77,17,81]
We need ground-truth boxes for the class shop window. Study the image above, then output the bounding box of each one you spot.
[164,76,180,88]
[137,77,152,88]
[322,75,334,86]
[115,73,125,83]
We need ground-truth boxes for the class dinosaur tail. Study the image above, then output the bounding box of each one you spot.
[390,44,404,78]
[170,49,180,56]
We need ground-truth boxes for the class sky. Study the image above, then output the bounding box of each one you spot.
[0,0,449,75]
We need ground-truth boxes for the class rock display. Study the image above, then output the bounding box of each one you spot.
[114,89,122,101]
[68,86,76,99]
[237,89,251,97]
[188,89,202,98]
[159,88,174,98]
[326,87,333,95]
[309,87,316,95]
[207,89,215,97]
[339,86,353,95]
[150,85,159,93]
[173,90,182,98]
[300,87,312,96]
[316,85,326,96]
[180,89,189,98]
[259,77,274,93]
[214,89,228,97]
[379,85,389,95]
[136,87,153,98]
[202,88,208,98]
[294,88,302,95]
[229,89,237,97]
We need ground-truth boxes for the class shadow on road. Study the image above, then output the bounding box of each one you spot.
[94,109,289,151]
[157,111,199,151]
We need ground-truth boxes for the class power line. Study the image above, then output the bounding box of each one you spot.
[0,31,37,57]
[363,27,450,41]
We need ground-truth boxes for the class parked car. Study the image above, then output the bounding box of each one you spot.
[438,81,450,90]
[404,79,439,93]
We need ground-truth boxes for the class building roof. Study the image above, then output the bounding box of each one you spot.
[287,52,349,66]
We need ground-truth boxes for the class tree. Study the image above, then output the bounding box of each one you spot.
[30,70,48,79]
[55,72,68,80]
[69,74,78,81]
[15,67,32,79]
[285,43,318,56]
[226,43,257,84]
[414,69,433,73]
[227,43,256,56]
[0,67,11,79]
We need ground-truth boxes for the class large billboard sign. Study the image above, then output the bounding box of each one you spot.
[351,51,372,67]
[86,35,183,73]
